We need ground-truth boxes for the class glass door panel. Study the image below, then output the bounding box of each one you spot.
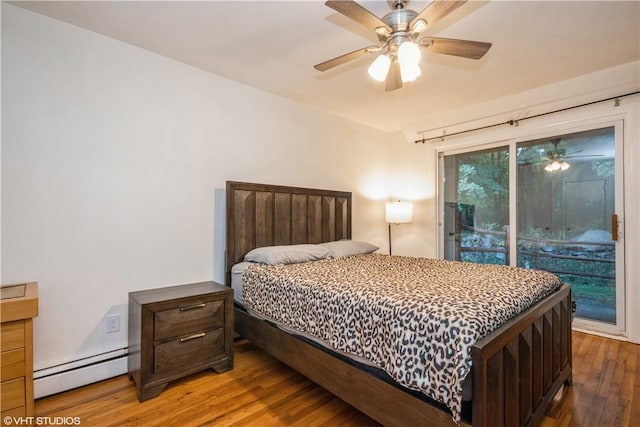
[443,146,509,265]
[516,127,617,324]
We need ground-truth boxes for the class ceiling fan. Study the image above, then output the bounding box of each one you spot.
[522,139,604,172]
[314,0,492,91]
[541,139,605,171]
[543,140,573,171]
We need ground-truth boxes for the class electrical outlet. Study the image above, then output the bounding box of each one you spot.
[105,314,120,333]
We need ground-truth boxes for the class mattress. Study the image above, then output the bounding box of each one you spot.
[231,261,252,304]
[239,253,562,422]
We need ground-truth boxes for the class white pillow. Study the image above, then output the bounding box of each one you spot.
[244,244,331,265]
[320,240,379,258]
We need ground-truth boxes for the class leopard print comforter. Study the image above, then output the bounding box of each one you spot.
[242,253,562,422]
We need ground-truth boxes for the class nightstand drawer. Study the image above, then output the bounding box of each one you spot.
[154,299,224,341]
[1,348,25,381]
[153,328,224,375]
[1,321,25,352]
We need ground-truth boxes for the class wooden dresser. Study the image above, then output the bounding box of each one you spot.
[128,281,233,401]
[1,282,38,419]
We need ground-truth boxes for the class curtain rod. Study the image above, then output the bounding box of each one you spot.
[413,90,640,144]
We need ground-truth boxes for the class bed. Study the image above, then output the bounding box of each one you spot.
[225,181,572,427]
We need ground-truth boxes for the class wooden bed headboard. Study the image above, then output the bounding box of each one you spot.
[225,181,352,286]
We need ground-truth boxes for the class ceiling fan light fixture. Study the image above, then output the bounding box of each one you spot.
[544,159,570,172]
[368,54,391,82]
[400,61,421,82]
[397,41,421,64]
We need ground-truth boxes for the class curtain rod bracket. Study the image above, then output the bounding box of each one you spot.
[614,98,620,107]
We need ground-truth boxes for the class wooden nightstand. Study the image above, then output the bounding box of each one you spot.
[1,282,38,419]
[128,281,233,401]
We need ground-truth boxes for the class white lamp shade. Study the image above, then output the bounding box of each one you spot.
[386,202,413,224]
[368,54,391,82]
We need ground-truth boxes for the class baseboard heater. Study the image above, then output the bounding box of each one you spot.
[34,347,128,399]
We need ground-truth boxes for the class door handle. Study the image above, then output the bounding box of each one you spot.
[611,214,618,241]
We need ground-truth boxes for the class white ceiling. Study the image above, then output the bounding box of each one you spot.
[10,1,640,132]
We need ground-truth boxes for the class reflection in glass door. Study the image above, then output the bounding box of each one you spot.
[516,127,619,325]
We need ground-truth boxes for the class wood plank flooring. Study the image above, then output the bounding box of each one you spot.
[541,332,640,427]
[35,332,639,426]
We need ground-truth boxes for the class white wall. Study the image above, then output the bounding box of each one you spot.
[1,4,394,380]
[375,131,438,258]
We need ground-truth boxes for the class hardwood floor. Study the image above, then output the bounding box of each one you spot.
[35,332,639,426]
[541,332,640,427]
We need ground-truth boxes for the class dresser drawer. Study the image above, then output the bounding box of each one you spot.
[153,328,224,375]
[1,348,25,382]
[0,321,25,352]
[154,299,225,341]
[1,377,25,412]
[1,405,26,422]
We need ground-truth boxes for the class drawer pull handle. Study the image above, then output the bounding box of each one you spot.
[180,303,206,311]
[180,332,205,343]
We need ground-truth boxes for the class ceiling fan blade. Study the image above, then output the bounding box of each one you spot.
[423,37,491,60]
[564,154,605,159]
[314,45,378,72]
[385,60,402,92]
[325,0,392,34]
[410,0,467,29]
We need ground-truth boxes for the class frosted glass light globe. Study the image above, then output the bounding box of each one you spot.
[400,61,422,82]
[398,42,421,64]
[367,54,391,82]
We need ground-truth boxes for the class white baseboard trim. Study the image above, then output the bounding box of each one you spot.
[34,348,128,399]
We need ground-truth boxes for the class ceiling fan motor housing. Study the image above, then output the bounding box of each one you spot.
[379,8,420,53]
[382,8,418,33]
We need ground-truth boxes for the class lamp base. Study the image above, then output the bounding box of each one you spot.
[388,223,392,255]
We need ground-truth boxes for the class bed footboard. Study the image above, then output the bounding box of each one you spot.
[472,284,572,427]
[234,305,463,427]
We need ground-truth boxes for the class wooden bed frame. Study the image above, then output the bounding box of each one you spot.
[225,181,572,427]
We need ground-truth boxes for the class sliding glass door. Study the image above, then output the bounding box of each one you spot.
[440,123,624,333]
[516,127,619,325]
